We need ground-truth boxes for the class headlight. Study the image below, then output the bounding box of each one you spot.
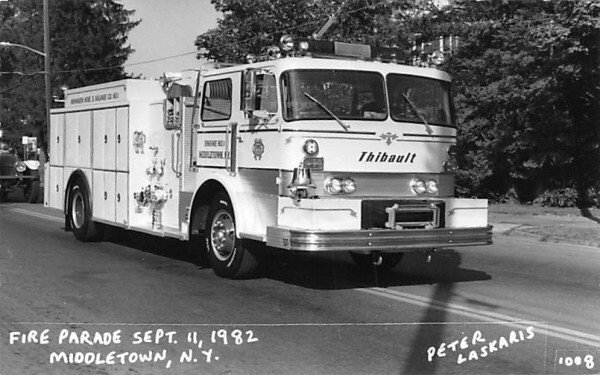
[411,178,439,195]
[15,161,26,173]
[325,177,356,194]
[325,178,343,194]
[426,180,438,194]
[411,179,427,195]
[342,179,356,194]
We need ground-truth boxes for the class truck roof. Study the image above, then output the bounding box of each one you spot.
[201,56,452,82]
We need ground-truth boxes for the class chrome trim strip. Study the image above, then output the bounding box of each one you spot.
[266,225,493,252]
[403,133,457,139]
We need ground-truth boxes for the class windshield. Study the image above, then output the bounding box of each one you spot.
[281,70,386,121]
[387,74,454,127]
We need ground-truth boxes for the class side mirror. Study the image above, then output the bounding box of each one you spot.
[243,69,257,115]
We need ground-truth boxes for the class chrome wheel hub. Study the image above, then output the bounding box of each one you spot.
[210,210,235,261]
[72,191,85,229]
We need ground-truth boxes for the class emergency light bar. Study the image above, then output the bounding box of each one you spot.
[302,40,406,62]
[247,35,442,67]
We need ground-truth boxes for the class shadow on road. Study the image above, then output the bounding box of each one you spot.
[101,227,490,291]
[259,248,490,290]
[102,226,200,265]
[399,252,461,375]
[401,284,454,375]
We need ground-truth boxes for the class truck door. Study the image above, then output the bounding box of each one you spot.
[197,75,241,171]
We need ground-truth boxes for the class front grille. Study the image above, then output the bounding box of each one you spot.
[361,200,445,229]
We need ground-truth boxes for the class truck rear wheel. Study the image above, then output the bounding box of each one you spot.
[204,193,259,279]
[68,180,102,241]
[350,251,403,271]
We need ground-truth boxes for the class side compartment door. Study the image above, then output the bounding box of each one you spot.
[93,109,116,170]
[116,107,129,172]
[92,170,106,220]
[47,166,64,210]
[92,170,116,222]
[65,112,92,168]
[103,171,116,222]
[47,114,65,209]
[49,114,64,166]
[115,172,128,225]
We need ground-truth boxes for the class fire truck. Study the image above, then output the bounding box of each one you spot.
[45,37,492,279]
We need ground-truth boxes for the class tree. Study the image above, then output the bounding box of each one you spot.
[438,0,600,204]
[0,0,139,152]
[195,0,435,63]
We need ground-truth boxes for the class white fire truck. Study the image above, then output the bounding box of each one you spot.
[45,37,492,279]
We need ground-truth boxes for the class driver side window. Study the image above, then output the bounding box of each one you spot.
[201,79,232,121]
[255,74,277,113]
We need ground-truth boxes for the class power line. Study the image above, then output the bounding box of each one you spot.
[13,0,394,77]
[0,74,37,93]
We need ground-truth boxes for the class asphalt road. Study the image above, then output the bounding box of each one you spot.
[1,202,599,375]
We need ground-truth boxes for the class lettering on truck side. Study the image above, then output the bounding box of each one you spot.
[358,151,417,163]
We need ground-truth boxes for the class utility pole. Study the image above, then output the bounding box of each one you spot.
[43,0,50,166]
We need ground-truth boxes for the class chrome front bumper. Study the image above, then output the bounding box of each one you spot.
[266,225,493,252]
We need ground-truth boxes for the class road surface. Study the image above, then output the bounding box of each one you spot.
[1,202,599,374]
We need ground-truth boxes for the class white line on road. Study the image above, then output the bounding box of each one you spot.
[358,287,600,348]
[3,207,62,224]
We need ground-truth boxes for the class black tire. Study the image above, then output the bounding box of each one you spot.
[23,180,40,203]
[67,180,102,242]
[349,251,404,271]
[204,193,259,279]
[187,233,210,267]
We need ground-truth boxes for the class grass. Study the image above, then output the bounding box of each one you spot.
[489,203,600,247]
[489,202,600,217]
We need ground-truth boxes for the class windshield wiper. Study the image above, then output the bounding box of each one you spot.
[303,92,350,131]
[402,93,433,135]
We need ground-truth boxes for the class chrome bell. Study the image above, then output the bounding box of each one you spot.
[289,167,314,189]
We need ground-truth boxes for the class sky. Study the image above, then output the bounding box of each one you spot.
[118,0,220,79]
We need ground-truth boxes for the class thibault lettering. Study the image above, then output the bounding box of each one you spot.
[358,151,416,163]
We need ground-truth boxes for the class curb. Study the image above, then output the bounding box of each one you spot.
[490,222,600,248]
[491,223,541,240]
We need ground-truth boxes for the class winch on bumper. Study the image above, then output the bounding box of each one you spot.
[266,197,492,251]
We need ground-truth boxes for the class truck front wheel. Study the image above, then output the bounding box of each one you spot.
[204,193,259,279]
[68,181,102,241]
